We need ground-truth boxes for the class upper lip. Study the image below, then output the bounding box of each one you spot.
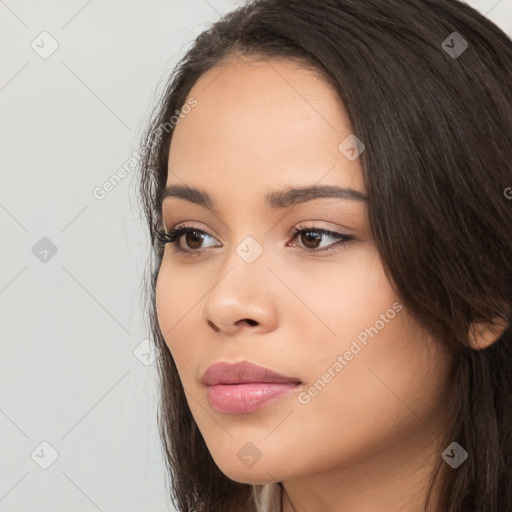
[201,361,302,386]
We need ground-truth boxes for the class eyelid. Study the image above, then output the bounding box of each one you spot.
[161,221,216,238]
[171,222,220,239]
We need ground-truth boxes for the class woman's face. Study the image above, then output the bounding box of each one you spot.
[155,57,454,486]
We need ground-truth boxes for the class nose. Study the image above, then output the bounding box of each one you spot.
[200,261,279,336]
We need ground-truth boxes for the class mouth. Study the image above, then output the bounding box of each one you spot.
[201,361,303,414]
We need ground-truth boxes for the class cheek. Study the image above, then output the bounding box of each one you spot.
[282,315,450,479]
[302,308,447,428]
[287,249,447,445]
[155,262,204,377]
[288,244,397,345]
[155,263,188,352]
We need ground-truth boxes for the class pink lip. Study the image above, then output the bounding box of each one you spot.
[202,361,302,414]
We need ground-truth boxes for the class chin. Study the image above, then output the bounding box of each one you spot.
[214,449,303,485]
[220,466,278,485]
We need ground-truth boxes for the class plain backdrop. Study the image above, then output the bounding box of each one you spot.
[1,1,511,511]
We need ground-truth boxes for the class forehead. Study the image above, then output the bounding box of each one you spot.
[166,57,365,201]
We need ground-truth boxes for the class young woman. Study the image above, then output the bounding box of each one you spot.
[138,1,512,511]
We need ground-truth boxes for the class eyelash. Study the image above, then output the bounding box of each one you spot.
[155,224,354,257]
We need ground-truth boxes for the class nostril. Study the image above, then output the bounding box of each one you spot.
[207,320,220,332]
[242,319,258,326]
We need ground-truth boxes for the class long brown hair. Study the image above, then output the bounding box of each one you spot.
[137,1,512,510]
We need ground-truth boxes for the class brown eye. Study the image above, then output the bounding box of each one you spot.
[299,231,323,250]
[290,227,354,254]
[157,225,221,256]
[183,230,206,250]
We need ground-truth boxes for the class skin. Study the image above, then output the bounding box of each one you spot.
[155,56,457,512]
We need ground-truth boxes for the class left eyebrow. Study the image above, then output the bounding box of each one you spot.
[265,184,367,208]
[160,183,368,212]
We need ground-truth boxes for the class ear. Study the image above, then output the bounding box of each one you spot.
[468,315,509,350]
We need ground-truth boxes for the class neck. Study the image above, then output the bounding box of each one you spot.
[280,424,449,512]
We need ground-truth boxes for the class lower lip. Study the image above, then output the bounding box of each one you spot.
[206,382,301,414]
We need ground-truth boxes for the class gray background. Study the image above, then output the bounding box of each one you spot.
[1,1,510,511]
